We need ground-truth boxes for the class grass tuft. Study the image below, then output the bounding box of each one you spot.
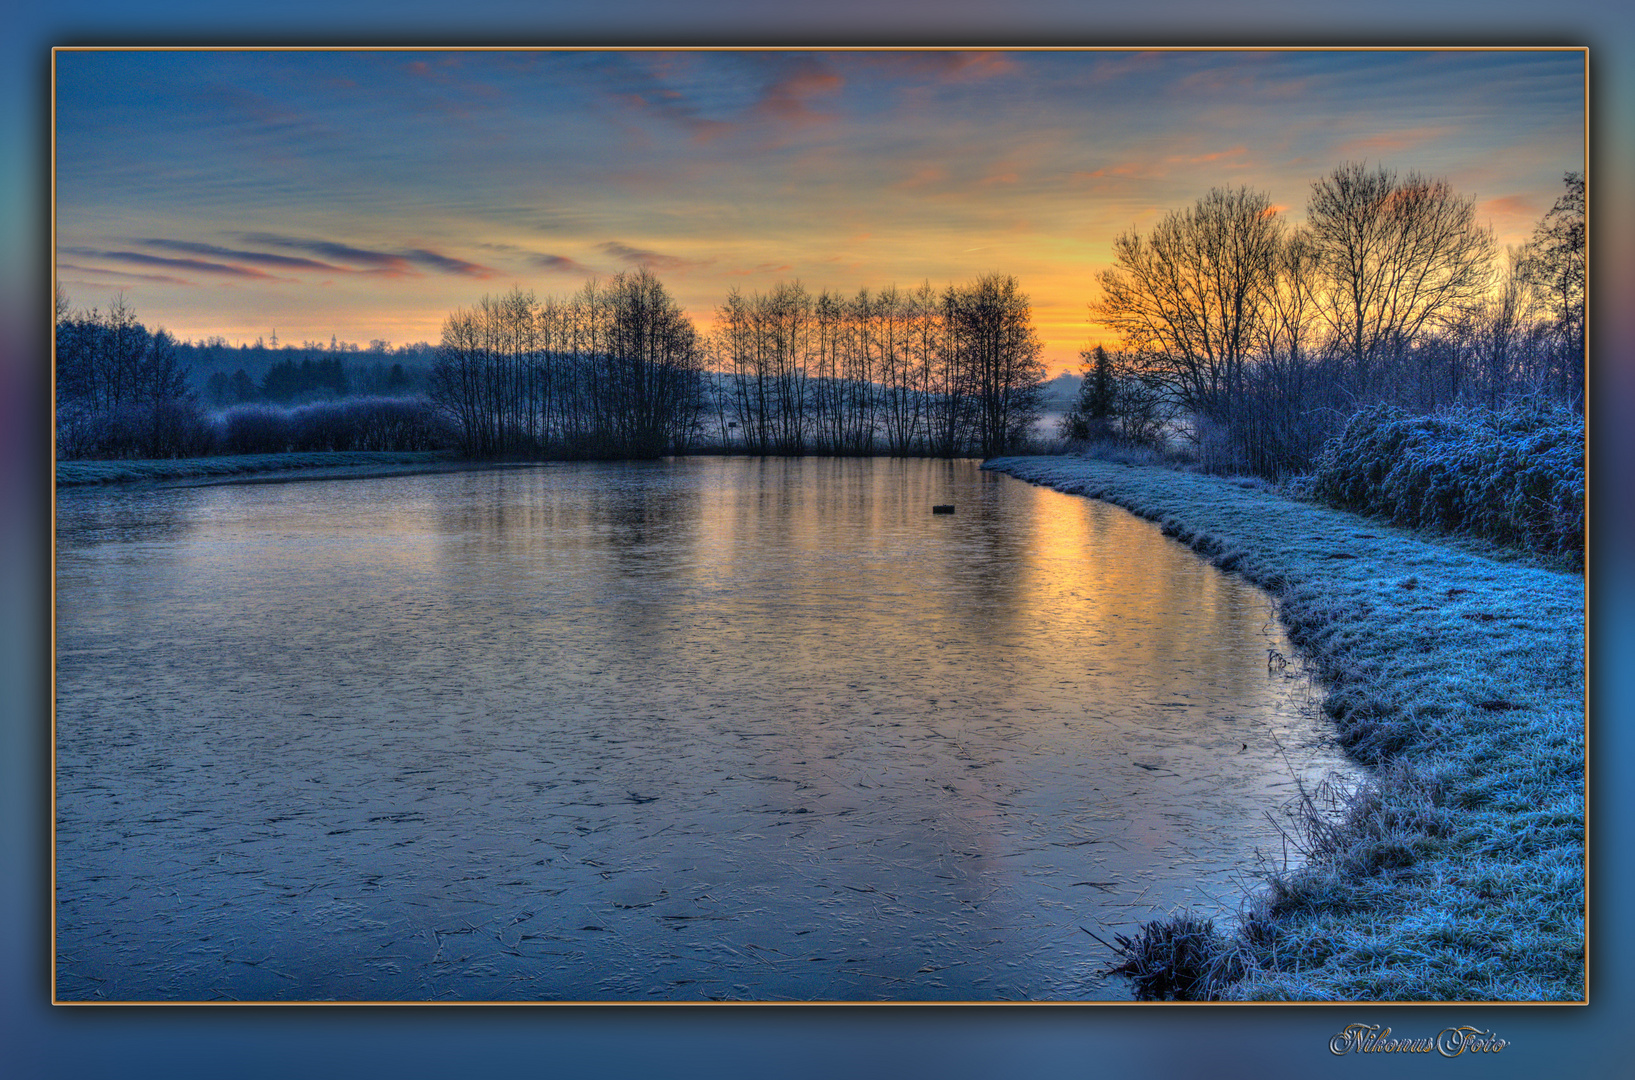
[1097,913,1245,1001]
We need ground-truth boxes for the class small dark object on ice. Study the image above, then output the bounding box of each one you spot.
[932,504,955,514]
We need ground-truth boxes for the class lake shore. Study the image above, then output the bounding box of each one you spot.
[985,454,1585,1001]
[54,450,541,489]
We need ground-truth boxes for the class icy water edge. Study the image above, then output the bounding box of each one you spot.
[54,457,1355,1001]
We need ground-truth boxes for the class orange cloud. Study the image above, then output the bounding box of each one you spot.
[1186,145,1249,164]
[1333,126,1455,156]
[1483,194,1541,219]
[859,50,1017,84]
[1080,163,1149,180]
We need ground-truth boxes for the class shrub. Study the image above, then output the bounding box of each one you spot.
[56,398,217,460]
[215,397,454,455]
[218,403,295,454]
[1307,404,1583,568]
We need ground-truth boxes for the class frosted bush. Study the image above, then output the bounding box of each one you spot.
[1309,405,1583,568]
[215,397,453,454]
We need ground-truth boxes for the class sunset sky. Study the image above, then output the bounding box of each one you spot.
[53,48,1586,374]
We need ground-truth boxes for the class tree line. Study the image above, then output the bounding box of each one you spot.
[54,269,1048,462]
[428,269,706,458]
[54,292,215,458]
[1063,164,1585,479]
[202,349,421,406]
[708,274,1044,457]
[427,270,1045,460]
[54,293,443,459]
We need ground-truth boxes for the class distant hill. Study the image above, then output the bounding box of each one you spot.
[1039,371,1081,414]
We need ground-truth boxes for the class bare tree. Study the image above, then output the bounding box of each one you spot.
[1519,171,1585,406]
[1256,226,1322,371]
[809,289,847,454]
[1306,163,1495,384]
[599,268,704,455]
[54,292,209,459]
[708,273,1042,458]
[1094,187,1282,428]
[951,273,1046,456]
[712,283,813,454]
[433,271,702,458]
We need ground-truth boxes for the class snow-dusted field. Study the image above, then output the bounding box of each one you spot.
[54,457,1353,1001]
[986,455,1585,1001]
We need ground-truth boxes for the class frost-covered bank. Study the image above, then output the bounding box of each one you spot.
[985,455,1584,1001]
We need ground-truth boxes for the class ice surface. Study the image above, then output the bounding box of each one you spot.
[54,458,1355,1001]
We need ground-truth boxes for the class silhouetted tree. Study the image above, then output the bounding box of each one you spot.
[1305,163,1495,384]
[55,292,211,458]
[949,273,1046,455]
[1519,171,1585,406]
[1094,187,1282,429]
[432,271,703,458]
[1060,345,1116,441]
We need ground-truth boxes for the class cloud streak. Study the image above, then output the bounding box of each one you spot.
[857,50,1018,87]
[588,54,737,141]
[238,234,496,278]
[137,238,350,272]
[403,248,495,278]
[530,253,591,274]
[57,261,193,286]
[598,241,707,272]
[750,59,844,126]
[63,247,282,280]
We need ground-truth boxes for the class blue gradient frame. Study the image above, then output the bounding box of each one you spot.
[5,4,1629,1078]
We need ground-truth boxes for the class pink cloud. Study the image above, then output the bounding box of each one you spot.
[1186,145,1249,165]
[860,50,1017,84]
[1074,163,1152,182]
[1482,194,1541,219]
[752,62,844,125]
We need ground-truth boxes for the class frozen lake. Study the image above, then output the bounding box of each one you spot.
[54,457,1354,1001]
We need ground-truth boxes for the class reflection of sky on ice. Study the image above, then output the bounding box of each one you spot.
[55,459,1358,1001]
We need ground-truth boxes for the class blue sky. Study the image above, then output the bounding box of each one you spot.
[54,48,1585,371]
